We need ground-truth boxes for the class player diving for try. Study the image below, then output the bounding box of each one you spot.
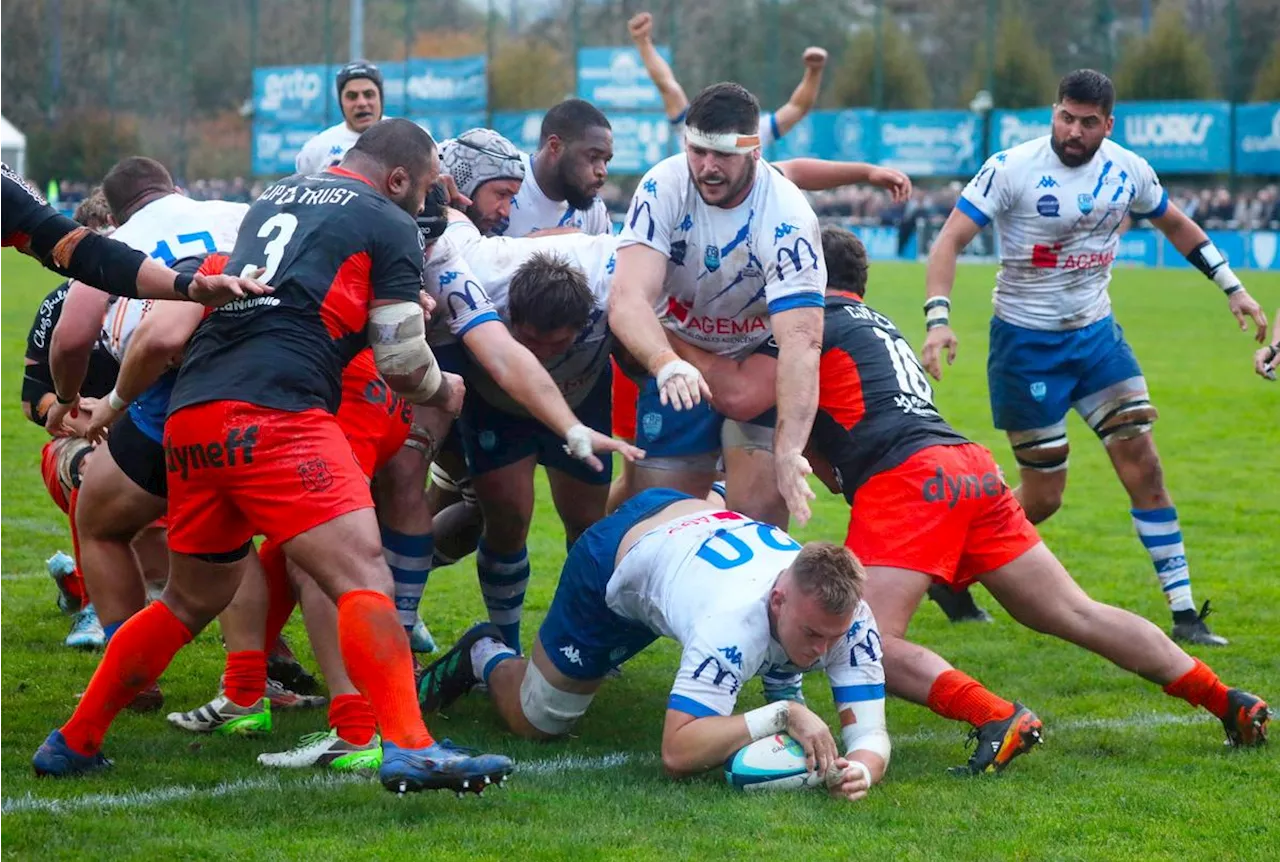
[419,488,890,801]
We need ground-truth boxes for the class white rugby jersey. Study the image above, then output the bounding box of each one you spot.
[499,152,612,238]
[671,111,779,150]
[446,218,616,411]
[422,224,502,348]
[618,154,826,359]
[605,507,885,718]
[99,194,248,362]
[958,135,1168,331]
[294,122,361,176]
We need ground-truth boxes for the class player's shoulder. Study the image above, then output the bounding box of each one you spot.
[1096,137,1155,172]
[989,136,1055,173]
[643,153,692,189]
[756,161,818,226]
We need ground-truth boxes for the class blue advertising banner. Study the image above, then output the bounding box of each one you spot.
[578,46,672,110]
[386,56,488,114]
[411,112,488,144]
[490,110,543,153]
[875,111,982,177]
[1235,102,1280,176]
[251,124,319,175]
[601,113,672,173]
[988,107,1052,153]
[253,65,331,125]
[1110,101,1231,173]
[769,109,876,163]
[1160,229,1280,271]
[1112,229,1160,267]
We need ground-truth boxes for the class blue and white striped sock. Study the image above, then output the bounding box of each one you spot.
[476,539,530,654]
[1131,507,1194,613]
[382,527,433,633]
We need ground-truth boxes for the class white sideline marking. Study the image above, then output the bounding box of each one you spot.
[2,517,67,537]
[2,711,1220,815]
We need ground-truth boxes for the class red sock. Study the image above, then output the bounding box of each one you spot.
[927,669,1017,728]
[1163,658,1229,719]
[337,589,432,749]
[258,540,297,649]
[61,601,193,755]
[223,650,267,707]
[329,693,377,746]
[65,488,90,607]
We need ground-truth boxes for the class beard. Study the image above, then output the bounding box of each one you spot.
[695,161,755,207]
[562,181,599,212]
[1050,133,1100,168]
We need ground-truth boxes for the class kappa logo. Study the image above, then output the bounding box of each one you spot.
[718,646,744,669]
[643,178,658,194]
[773,222,797,240]
[845,620,863,641]
[297,458,334,492]
[1035,176,1059,189]
[560,645,584,666]
[679,213,693,232]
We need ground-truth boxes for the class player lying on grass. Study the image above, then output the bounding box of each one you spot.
[665,226,1270,774]
[419,488,890,801]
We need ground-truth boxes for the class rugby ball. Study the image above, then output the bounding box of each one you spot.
[725,733,823,792]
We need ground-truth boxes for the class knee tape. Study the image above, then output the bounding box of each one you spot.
[519,660,595,736]
[1009,426,1069,472]
[721,419,774,453]
[429,460,476,503]
[1083,392,1158,444]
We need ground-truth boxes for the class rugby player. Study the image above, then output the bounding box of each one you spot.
[609,82,827,529]
[24,190,119,647]
[668,225,1270,772]
[921,70,1268,645]
[34,120,516,795]
[628,12,827,152]
[294,61,384,176]
[46,159,249,684]
[2,163,264,305]
[420,489,890,801]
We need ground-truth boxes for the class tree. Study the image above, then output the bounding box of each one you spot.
[489,37,573,110]
[831,13,931,110]
[1113,0,1218,100]
[963,4,1056,109]
[1252,37,1280,101]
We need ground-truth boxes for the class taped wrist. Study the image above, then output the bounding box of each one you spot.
[367,302,443,405]
[838,697,891,764]
[1186,240,1241,294]
[924,296,951,330]
[744,701,790,741]
[563,423,594,460]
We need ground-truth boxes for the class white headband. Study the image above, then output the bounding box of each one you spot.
[684,125,761,154]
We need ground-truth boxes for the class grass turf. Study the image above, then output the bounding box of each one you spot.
[2,249,1277,860]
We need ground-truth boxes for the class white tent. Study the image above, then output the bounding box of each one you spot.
[2,115,28,176]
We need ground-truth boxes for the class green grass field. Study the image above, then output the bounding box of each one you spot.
[2,249,1278,860]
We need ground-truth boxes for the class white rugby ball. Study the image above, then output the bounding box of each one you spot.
[725,733,823,792]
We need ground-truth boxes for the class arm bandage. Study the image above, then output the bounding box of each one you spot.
[1186,240,1242,295]
[367,302,444,405]
[684,126,761,154]
[838,697,891,764]
[924,296,951,329]
[744,701,790,741]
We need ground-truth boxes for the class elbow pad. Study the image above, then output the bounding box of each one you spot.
[367,302,443,404]
[838,698,891,764]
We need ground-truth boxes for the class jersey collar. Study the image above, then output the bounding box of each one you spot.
[827,289,865,305]
[325,165,376,188]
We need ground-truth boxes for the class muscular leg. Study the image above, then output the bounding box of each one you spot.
[484,640,603,740]
[74,449,166,634]
[721,445,788,529]
[282,508,431,750]
[471,456,537,649]
[1011,466,1069,525]
[862,566,964,705]
[546,467,609,549]
[981,543,1193,683]
[130,525,169,589]
[373,441,434,635]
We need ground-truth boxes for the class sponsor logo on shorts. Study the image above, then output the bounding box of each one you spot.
[640,411,662,440]
[478,430,497,451]
[297,457,334,492]
[922,466,1007,509]
[1030,381,1047,401]
[165,426,259,480]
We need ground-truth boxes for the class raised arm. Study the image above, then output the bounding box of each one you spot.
[769,48,828,139]
[628,13,689,121]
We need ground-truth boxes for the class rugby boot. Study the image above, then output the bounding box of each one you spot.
[1171,600,1228,647]
[928,584,994,624]
[167,694,271,735]
[1221,689,1269,747]
[948,703,1043,776]
[259,729,382,771]
[380,738,514,795]
[32,730,112,778]
[417,622,505,713]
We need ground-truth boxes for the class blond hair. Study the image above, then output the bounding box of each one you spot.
[790,542,866,614]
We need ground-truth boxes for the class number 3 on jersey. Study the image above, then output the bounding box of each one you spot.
[871,327,934,402]
[239,213,298,283]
